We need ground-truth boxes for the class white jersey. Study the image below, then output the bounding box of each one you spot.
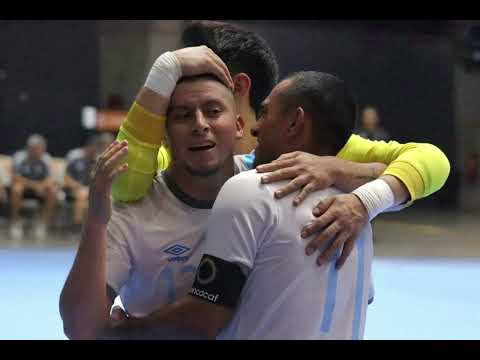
[106,155,246,317]
[201,170,373,340]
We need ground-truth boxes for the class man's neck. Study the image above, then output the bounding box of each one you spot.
[165,159,235,204]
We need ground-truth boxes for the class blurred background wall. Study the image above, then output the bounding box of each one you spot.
[238,20,457,209]
[0,20,99,157]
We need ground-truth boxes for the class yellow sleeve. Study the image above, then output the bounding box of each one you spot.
[337,134,451,201]
[111,102,167,202]
[157,145,172,172]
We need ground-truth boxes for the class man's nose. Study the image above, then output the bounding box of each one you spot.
[192,111,210,134]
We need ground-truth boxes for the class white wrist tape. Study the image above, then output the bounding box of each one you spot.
[352,178,395,221]
[144,52,182,98]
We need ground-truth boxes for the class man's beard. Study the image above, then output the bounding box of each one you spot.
[185,164,222,177]
[184,153,233,177]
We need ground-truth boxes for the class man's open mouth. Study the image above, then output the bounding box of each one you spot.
[188,143,216,152]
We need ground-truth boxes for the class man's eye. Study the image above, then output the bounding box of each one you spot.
[174,111,191,120]
[207,108,222,117]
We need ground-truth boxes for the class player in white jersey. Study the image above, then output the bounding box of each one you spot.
[101,71,378,340]
[206,73,373,339]
[106,156,246,317]
[208,170,372,340]
[60,66,243,339]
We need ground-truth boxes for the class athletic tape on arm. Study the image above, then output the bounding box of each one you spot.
[352,178,395,221]
[144,52,182,98]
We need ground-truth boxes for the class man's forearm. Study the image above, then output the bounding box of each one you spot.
[335,160,409,207]
[103,296,229,340]
[110,74,171,203]
[117,54,175,146]
[135,87,170,117]
[111,90,169,203]
[102,317,206,340]
[338,135,450,201]
[59,219,112,339]
[334,160,387,193]
[379,174,410,205]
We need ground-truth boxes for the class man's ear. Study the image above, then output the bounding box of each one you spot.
[162,126,171,147]
[162,128,171,151]
[232,73,251,98]
[235,115,245,139]
[287,107,306,138]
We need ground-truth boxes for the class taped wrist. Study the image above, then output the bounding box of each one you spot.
[352,178,395,221]
[144,51,182,98]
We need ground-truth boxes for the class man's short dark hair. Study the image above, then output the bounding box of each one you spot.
[281,71,357,154]
[176,73,226,87]
[182,20,279,115]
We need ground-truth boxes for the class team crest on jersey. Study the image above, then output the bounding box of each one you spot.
[163,244,190,262]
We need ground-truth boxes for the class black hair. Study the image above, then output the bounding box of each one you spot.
[176,73,226,87]
[182,20,279,116]
[281,71,357,154]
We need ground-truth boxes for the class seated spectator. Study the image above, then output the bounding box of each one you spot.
[0,166,6,205]
[355,105,390,142]
[0,155,11,217]
[10,134,59,242]
[63,132,114,231]
[64,136,99,230]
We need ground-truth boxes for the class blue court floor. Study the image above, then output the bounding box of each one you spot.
[0,246,479,340]
[1,207,479,340]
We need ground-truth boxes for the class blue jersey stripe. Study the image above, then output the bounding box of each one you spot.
[320,251,340,333]
[352,237,366,340]
[241,152,256,170]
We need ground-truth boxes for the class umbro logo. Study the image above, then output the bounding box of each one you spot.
[164,244,190,262]
[164,244,190,256]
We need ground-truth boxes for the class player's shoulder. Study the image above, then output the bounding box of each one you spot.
[219,170,275,207]
[223,169,264,191]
